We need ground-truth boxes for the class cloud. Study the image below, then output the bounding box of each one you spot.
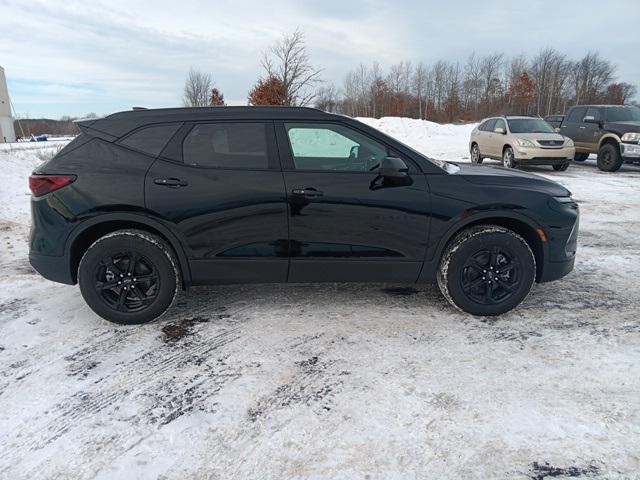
[1,0,638,118]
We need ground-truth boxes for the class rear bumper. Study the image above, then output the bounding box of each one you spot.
[29,252,75,285]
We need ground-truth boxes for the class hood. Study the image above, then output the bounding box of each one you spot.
[452,163,571,197]
[604,121,640,135]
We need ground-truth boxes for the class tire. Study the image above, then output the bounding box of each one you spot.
[470,143,483,164]
[437,225,536,316]
[552,162,570,171]
[574,153,589,162]
[597,143,623,172]
[78,229,179,324]
[502,146,517,168]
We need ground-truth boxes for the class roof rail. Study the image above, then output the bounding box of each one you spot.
[132,106,148,111]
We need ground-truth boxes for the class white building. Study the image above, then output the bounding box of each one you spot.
[0,66,17,143]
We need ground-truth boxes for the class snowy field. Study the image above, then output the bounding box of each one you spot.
[1,118,639,479]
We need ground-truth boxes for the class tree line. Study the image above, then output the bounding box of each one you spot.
[184,30,637,123]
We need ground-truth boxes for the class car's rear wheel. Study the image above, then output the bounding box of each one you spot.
[597,143,623,172]
[502,146,517,168]
[574,153,589,162]
[552,162,570,171]
[437,225,536,316]
[470,143,483,164]
[78,229,179,324]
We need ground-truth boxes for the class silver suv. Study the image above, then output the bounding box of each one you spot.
[470,116,575,171]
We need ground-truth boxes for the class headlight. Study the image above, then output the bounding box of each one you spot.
[515,138,536,148]
[564,137,574,147]
[621,132,640,143]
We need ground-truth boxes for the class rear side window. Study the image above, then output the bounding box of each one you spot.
[120,123,181,156]
[566,107,587,123]
[182,123,269,169]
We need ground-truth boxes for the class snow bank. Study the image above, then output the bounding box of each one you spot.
[0,144,65,224]
[356,117,477,160]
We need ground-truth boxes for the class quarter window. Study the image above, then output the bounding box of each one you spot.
[285,123,388,172]
[182,123,269,169]
[121,123,181,156]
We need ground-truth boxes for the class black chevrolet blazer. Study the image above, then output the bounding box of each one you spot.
[28,107,579,323]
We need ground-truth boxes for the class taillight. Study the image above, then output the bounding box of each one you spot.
[29,175,77,197]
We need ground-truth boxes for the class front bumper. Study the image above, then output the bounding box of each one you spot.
[621,142,640,160]
[515,146,574,164]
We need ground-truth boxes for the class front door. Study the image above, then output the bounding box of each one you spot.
[145,121,289,285]
[275,121,431,283]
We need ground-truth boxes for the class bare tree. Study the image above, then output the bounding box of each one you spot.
[261,29,323,106]
[182,68,213,107]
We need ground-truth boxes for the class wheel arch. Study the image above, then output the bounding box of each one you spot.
[66,213,192,287]
[421,211,546,283]
[598,133,621,150]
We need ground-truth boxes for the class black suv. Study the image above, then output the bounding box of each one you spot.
[559,105,640,171]
[29,107,579,323]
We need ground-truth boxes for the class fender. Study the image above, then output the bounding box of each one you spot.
[417,208,548,283]
[64,211,193,285]
[598,133,621,149]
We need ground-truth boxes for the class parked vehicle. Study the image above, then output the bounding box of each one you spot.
[29,107,579,323]
[559,104,640,171]
[470,115,575,171]
[544,114,565,129]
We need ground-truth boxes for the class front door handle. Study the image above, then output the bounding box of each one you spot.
[154,178,188,187]
[291,188,324,198]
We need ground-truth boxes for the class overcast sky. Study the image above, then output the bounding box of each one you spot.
[1,0,638,119]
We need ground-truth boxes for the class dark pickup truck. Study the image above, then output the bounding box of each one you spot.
[558,105,640,171]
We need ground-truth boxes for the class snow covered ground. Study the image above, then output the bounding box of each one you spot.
[1,119,639,479]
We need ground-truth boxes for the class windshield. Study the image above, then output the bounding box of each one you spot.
[605,106,640,122]
[507,118,555,134]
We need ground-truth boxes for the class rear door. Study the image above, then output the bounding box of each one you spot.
[561,107,587,150]
[476,119,496,157]
[275,121,431,283]
[145,121,289,285]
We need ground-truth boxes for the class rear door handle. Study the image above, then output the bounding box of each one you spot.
[154,178,188,187]
[291,188,324,197]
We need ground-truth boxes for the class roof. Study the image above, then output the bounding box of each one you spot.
[78,106,339,140]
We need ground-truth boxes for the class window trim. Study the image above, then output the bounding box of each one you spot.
[277,120,420,174]
[177,120,280,171]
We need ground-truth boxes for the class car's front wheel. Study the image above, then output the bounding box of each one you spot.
[574,153,589,162]
[597,143,623,172]
[502,146,517,168]
[78,229,179,324]
[470,143,483,164]
[437,225,536,316]
[552,162,570,171]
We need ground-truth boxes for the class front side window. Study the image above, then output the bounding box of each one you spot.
[285,123,387,172]
[494,119,506,131]
[121,123,181,156]
[507,118,555,134]
[182,123,269,169]
[479,119,497,132]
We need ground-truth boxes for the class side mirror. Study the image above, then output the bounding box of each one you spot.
[379,156,409,178]
[494,127,506,135]
[583,116,599,124]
